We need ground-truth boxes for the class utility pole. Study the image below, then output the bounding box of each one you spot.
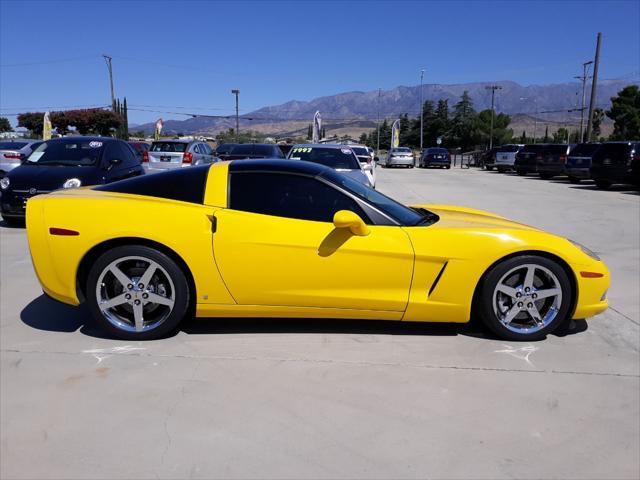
[419,69,425,152]
[585,32,602,142]
[485,85,503,149]
[574,60,593,143]
[231,89,240,142]
[376,88,381,154]
[102,54,115,110]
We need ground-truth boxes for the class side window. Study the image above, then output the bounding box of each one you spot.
[120,142,139,166]
[102,141,119,165]
[229,172,370,223]
[202,143,212,155]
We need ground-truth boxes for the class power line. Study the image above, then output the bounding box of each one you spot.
[0,55,99,67]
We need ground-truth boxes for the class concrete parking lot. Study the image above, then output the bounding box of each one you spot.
[1,167,638,479]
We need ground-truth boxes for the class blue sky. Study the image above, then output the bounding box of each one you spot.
[1,0,639,126]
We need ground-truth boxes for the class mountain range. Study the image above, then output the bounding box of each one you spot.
[131,79,636,137]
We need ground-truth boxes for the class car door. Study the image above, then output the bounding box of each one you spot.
[212,171,414,313]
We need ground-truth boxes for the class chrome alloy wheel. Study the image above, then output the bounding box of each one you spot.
[492,263,563,334]
[95,256,175,333]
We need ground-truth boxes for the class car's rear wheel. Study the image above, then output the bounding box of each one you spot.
[595,180,612,190]
[539,172,553,180]
[516,169,527,176]
[477,255,572,341]
[86,245,190,340]
[568,176,581,184]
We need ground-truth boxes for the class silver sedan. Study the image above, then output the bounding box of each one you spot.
[384,147,415,168]
[0,140,42,177]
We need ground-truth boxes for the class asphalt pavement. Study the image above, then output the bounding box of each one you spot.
[1,166,638,479]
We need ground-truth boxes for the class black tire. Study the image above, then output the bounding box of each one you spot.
[497,167,506,173]
[516,169,527,176]
[568,176,581,184]
[539,172,553,180]
[486,166,493,171]
[86,245,190,340]
[476,255,573,341]
[1,216,25,227]
[445,165,451,169]
[595,180,612,190]
[409,165,414,169]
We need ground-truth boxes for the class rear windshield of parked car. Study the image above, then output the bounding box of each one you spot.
[594,143,633,157]
[392,148,412,153]
[519,145,546,153]
[289,147,360,169]
[497,145,520,152]
[426,148,448,154]
[351,147,369,156]
[547,145,570,154]
[0,142,29,149]
[151,142,187,153]
[230,144,275,156]
[569,143,601,157]
[25,140,104,165]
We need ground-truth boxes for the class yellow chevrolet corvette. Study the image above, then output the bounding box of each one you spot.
[25,159,609,341]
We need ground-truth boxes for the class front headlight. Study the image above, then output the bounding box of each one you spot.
[63,178,82,189]
[0,177,9,190]
[569,239,600,261]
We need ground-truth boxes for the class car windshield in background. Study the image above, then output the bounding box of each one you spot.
[569,144,601,156]
[230,144,274,156]
[0,142,28,149]
[520,145,546,153]
[351,147,369,156]
[497,145,520,152]
[25,140,103,165]
[596,143,633,156]
[393,148,412,153]
[426,148,448,154]
[289,147,360,169]
[322,171,430,226]
[151,142,187,153]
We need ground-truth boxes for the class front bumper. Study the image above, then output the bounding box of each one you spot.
[573,262,611,319]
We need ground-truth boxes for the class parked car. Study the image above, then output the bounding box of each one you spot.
[215,143,237,159]
[222,143,285,161]
[514,144,544,175]
[287,144,373,187]
[590,141,640,189]
[481,147,500,170]
[384,147,414,168]
[419,147,451,168]
[127,141,150,162]
[0,137,144,225]
[494,144,524,172]
[0,140,43,177]
[349,144,377,187]
[564,143,602,183]
[536,144,574,179]
[145,139,216,172]
[26,159,609,341]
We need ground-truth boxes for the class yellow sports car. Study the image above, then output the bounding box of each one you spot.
[25,159,609,341]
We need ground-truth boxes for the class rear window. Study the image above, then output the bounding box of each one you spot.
[95,165,210,204]
[351,147,369,156]
[547,145,570,154]
[569,143,601,157]
[288,147,360,169]
[230,144,275,156]
[426,148,448,154]
[129,142,149,154]
[594,143,633,157]
[151,142,187,153]
[519,145,546,153]
[497,145,520,153]
[0,142,28,149]
[392,148,412,153]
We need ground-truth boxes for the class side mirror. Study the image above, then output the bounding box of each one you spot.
[333,210,370,236]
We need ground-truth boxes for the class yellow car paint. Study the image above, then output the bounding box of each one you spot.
[25,161,610,325]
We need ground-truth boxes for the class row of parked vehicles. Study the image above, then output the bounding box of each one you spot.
[0,137,381,225]
[483,141,640,189]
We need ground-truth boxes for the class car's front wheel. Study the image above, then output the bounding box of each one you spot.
[477,255,572,341]
[86,245,190,340]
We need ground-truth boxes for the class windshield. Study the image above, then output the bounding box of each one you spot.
[392,148,412,153]
[0,142,28,150]
[426,148,448,154]
[322,171,435,226]
[151,142,187,153]
[230,144,274,156]
[569,143,601,157]
[25,140,104,166]
[289,146,360,169]
[351,147,369,156]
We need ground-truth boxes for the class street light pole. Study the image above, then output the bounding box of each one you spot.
[376,88,381,155]
[419,69,425,152]
[102,54,115,110]
[485,85,502,150]
[231,89,240,142]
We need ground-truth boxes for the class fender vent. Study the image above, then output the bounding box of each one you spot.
[428,261,448,297]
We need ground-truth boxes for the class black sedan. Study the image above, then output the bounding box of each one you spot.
[0,137,144,225]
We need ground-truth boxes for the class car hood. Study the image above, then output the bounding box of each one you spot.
[336,169,371,186]
[412,204,538,231]
[7,164,104,190]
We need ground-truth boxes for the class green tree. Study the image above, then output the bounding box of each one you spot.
[51,111,71,135]
[553,127,569,143]
[476,109,512,147]
[451,91,480,151]
[606,85,640,140]
[592,108,605,139]
[17,112,45,136]
[0,117,13,133]
[543,125,549,142]
[520,130,527,143]
[359,132,368,144]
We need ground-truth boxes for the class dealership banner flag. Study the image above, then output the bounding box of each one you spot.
[391,119,400,148]
[42,111,52,140]
[154,118,164,140]
[312,111,322,143]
